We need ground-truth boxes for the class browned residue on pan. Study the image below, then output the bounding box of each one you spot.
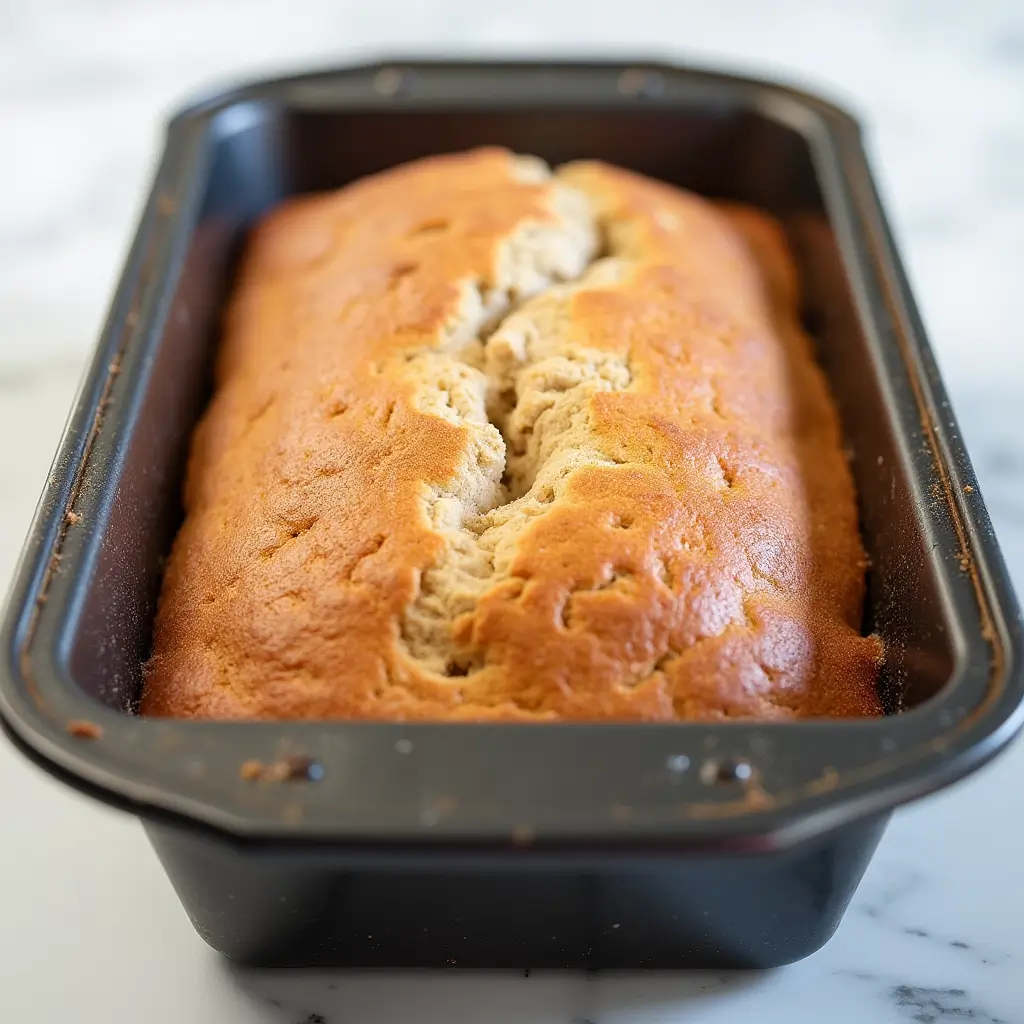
[685,783,775,819]
[239,755,318,782]
[17,184,175,718]
[805,766,840,795]
[66,719,102,740]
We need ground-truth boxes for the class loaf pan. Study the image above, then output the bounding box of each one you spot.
[2,60,1022,970]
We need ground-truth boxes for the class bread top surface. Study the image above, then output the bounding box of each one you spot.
[142,147,882,721]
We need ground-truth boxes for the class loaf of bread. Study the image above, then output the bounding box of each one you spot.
[142,148,882,721]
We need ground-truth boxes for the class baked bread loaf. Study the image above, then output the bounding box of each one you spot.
[142,148,882,721]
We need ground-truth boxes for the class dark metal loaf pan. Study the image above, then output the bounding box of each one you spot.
[2,60,1022,970]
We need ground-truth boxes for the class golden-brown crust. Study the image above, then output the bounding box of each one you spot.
[142,148,881,721]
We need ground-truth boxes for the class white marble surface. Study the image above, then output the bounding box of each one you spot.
[2,1,1024,1021]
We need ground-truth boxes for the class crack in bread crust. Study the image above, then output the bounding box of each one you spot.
[142,148,882,722]
[399,257,639,676]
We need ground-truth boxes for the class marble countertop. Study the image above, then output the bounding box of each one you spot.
[2,1,1023,1021]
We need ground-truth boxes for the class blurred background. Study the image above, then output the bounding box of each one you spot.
[1,1,1022,1022]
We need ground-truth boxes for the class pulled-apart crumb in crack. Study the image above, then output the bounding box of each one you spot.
[485,282,632,498]
[509,154,550,184]
[398,187,637,676]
